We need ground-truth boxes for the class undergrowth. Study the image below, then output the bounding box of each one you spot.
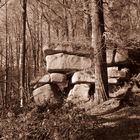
[0,102,100,140]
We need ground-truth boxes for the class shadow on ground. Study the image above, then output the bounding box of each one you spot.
[93,107,140,140]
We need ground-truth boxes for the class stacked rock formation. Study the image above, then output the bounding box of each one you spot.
[33,43,136,106]
[33,43,93,106]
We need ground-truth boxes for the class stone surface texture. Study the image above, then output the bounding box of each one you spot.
[43,43,93,56]
[108,78,118,84]
[67,84,90,103]
[33,84,54,106]
[107,49,128,64]
[33,84,63,107]
[108,67,130,79]
[32,43,138,107]
[38,74,51,83]
[72,70,95,84]
[46,53,92,72]
[50,73,67,83]
[71,69,124,84]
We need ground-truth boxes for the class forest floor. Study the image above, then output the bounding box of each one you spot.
[0,95,140,140]
[93,106,140,140]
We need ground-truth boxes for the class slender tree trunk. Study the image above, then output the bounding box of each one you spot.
[27,55,31,99]
[83,0,92,40]
[67,11,73,41]
[5,2,8,108]
[0,42,4,107]
[63,0,69,41]
[9,37,13,104]
[48,0,51,43]
[0,41,3,68]
[36,1,40,73]
[33,11,37,77]
[91,0,108,104]
[40,13,44,68]
[19,0,27,107]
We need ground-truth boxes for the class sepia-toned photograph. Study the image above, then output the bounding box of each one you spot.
[0,0,140,139]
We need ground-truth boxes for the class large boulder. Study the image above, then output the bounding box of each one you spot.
[38,74,51,83]
[108,67,119,78]
[108,67,130,79]
[33,84,63,108]
[108,78,118,84]
[50,73,67,83]
[72,70,95,84]
[30,74,51,90]
[43,42,93,57]
[107,49,128,65]
[46,53,92,72]
[71,69,124,84]
[67,84,90,103]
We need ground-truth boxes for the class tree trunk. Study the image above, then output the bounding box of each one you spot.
[19,0,27,107]
[83,0,92,40]
[63,0,69,41]
[91,0,108,104]
[4,2,8,108]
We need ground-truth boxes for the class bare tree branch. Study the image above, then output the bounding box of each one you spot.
[0,0,9,9]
